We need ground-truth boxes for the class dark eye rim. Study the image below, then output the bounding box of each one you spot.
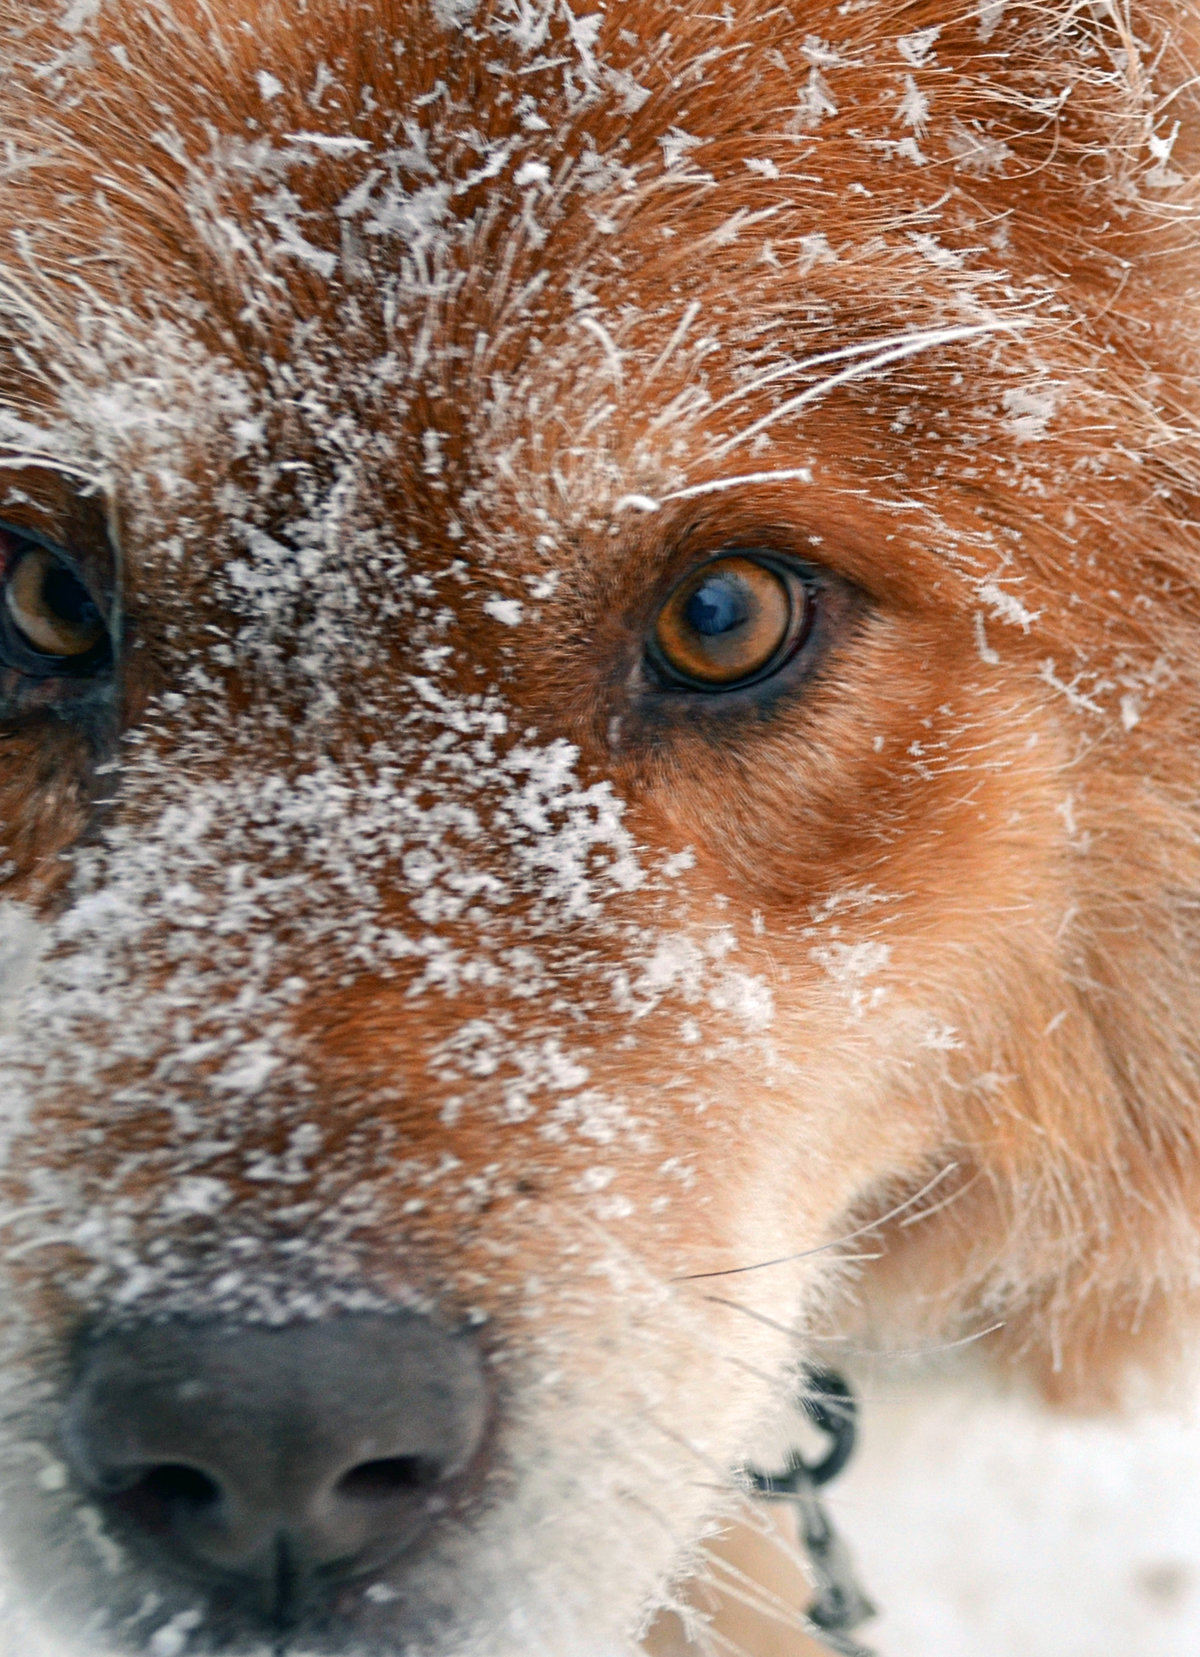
[0,519,114,680]
[646,549,815,694]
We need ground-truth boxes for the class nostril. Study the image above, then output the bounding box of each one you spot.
[335,1456,442,1501]
[93,1461,219,1501]
[104,1464,224,1540]
[134,1464,222,1509]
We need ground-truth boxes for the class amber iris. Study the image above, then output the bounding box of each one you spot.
[654,554,803,688]
[5,544,106,659]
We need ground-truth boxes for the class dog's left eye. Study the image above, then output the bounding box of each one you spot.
[651,553,811,691]
[0,528,111,678]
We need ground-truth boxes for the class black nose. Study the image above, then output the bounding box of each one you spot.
[62,1313,489,1622]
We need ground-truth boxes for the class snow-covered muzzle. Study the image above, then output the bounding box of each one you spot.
[0,555,849,1650]
[0,576,864,1657]
[1,0,1199,1653]
[0,526,927,1657]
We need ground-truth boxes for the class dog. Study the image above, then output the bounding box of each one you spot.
[0,0,1197,1652]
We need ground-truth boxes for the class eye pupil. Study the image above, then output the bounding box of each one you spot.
[41,563,99,633]
[684,576,751,638]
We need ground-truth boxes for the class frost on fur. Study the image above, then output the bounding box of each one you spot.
[0,0,1196,1654]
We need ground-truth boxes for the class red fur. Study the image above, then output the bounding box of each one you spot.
[0,0,1198,1650]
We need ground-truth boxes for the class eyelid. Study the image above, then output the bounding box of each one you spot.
[0,518,106,590]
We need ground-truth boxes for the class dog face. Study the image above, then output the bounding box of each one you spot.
[0,1,1199,1652]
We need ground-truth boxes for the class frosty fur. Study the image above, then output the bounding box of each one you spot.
[0,0,1197,1653]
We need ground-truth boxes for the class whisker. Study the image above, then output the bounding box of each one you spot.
[710,1302,1006,1365]
[696,1302,885,1412]
[689,1302,1005,1412]
[697,324,1008,426]
[697,1551,818,1642]
[854,1320,1006,1361]
[697,320,1011,466]
[570,1211,808,1392]
[660,465,818,505]
[898,1166,980,1225]
[617,319,1025,515]
[0,450,97,483]
[680,1619,753,1657]
[643,1517,815,1655]
[700,1295,796,1340]
[673,1162,960,1282]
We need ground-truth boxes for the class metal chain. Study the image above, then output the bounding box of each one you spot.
[745,1368,877,1657]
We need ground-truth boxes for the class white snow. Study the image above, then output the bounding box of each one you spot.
[834,1365,1200,1657]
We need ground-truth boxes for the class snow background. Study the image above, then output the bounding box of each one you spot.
[829,1361,1200,1657]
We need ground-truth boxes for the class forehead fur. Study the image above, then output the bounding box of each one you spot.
[2,0,1197,476]
[0,1,1195,719]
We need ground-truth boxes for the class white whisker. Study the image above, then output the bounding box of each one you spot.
[699,320,1010,465]
[714,1296,1006,1363]
[698,324,1005,426]
[699,1545,816,1638]
[898,1166,980,1225]
[616,319,1023,515]
[0,452,98,483]
[675,1162,960,1281]
[856,1320,1007,1362]
[661,465,816,504]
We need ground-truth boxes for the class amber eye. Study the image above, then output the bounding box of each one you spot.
[652,553,810,689]
[4,542,107,663]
